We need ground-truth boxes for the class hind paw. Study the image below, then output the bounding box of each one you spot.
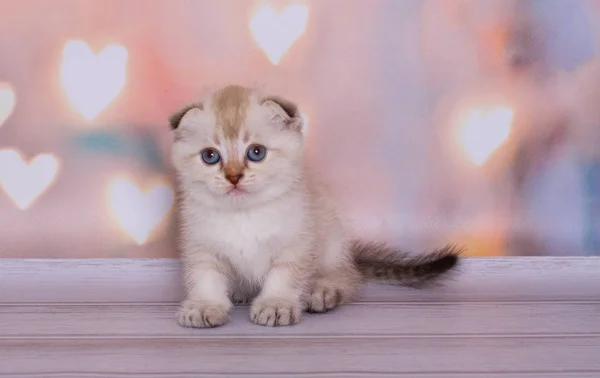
[307,278,358,313]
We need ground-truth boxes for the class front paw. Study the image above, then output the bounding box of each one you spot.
[177,299,231,328]
[250,297,302,327]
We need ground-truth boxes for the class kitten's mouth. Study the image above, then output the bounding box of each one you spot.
[226,187,247,196]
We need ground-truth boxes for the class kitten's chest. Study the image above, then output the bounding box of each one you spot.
[198,204,304,278]
[212,209,288,249]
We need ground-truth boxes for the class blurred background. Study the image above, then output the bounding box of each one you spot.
[1,0,600,258]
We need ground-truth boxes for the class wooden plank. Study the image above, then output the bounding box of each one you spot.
[2,337,599,375]
[1,257,600,303]
[1,373,599,377]
[1,302,599,338]
[0,259,181,304]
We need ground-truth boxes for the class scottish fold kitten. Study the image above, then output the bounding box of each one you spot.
[169,85,460,328]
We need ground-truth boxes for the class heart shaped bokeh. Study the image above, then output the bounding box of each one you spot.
[250,4,308,65]
[108,178,174,245]
[0,83,16,127]
[458,107,514,166]
[61,40,128,121]
[0,149,60,210]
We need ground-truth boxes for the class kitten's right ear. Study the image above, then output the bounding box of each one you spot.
[260,95,303,133]
[168,103,203,130]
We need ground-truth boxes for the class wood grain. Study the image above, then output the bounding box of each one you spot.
[1,257,600,303]
[1,302,599,338]
[1,257,599,376]
[2,337,600,375]
[3,374,600,378]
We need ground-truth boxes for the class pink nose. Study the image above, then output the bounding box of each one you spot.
[225,173,244,185]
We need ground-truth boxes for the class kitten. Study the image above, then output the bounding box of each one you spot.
[169,85,461,328]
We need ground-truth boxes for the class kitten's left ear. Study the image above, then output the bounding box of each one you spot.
[261,95,303,134]
[168,102,202,130]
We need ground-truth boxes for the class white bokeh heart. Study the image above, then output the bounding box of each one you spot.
[108,178,174,245]
[60,40,128,121]
[457,106,514,166]
[249,4,308,65]
[0,82,16,127]
[0,149,59,210]
[300,112,309,136]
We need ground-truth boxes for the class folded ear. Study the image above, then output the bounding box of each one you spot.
[261,95,303,133]
[168,102,203,130]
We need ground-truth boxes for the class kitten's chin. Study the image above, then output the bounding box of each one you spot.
[191,187,262,210]
[220,184,293,209]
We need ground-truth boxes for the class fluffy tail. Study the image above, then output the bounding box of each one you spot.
[352,241,462,287]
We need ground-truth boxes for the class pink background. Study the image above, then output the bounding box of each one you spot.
[1,0,599,257]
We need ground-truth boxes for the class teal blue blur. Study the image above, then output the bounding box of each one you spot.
[582,161,600,256]
[68,130,164,170]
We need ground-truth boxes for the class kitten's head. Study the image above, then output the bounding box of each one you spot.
[169,85,305,209]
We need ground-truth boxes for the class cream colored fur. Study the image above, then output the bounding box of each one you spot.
[170,85,458,328]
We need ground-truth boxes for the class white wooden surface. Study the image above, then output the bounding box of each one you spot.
[1,257,600,376]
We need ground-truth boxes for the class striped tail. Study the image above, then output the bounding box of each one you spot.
[352,242,462,287]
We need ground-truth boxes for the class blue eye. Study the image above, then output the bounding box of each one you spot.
[247,144,267,162]
[200,148,221,165]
